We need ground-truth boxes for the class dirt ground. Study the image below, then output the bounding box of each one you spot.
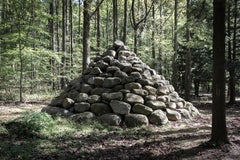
[0,100,240,160]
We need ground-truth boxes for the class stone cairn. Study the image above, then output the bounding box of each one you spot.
[42,40,200,127]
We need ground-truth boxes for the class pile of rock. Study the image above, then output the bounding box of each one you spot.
[42,40,200,127]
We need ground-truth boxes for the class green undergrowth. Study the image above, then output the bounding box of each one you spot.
[0,111,158,160]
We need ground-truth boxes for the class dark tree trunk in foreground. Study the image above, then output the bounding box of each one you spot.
[82,0,92,72]
[61,0,67,88]
[211,0,229,145]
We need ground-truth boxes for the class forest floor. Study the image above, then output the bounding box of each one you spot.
[0,96,240,160]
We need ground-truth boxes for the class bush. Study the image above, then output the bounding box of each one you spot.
[5,112,55,137]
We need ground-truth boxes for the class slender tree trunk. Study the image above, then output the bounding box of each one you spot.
[49,0,55,90]
[228,0,237,105]
[184,0,191,101]
[106,2,109,47]
[82,0,92,71]
[211,0,229,145]
[157,0,163,75]
[134,29,138,54]
[122,0,127,44]
[113,0,118,41]
[61,0,67,89]
[69,0,73,72]
[18,24,23,103]
[151,5,156,69]
[78,0,82,44]
[172,0,178,91]
[96,1,101,50]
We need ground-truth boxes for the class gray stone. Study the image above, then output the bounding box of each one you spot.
[87,77,95,85]
[94,77,105,87]
[144,95,157,101]
[149,109,168,125]
[90,103,112,116]
[114,70,128,79]
[169,92,179,102]
[91,87,112,95]
[88,95,101,103]
[106,66,120,73]
[94,55,102,62]
[81,84,92,94]
[110,100,131,115]
[186,102,200,117]
[146,100,166,110]
[103,77,121,88]
[95,60,109,70]
[67,90,80,101]
[166,109,181,121]
[90,67,102,75]
[77,93,89,102]
[125,114,149,127]
[125,93,144,104]
[167,102,177,109]
[176,101,185,108]
[74,102,90,113]
[99,72,112,78]
[119,89,131,94]
[177,109,192,119]
[157,95,170,103]
[117,62,132,70]
[42,106,72,117]
[137,79,154,86]
[132,89,148,96]
[113,85,124,91]
[113,40,124,49]
[118,50,132,57]
[103,49,116,57]
[63,98,75,109]
[132,104,153,115]
[157,86,170,95]
[98,113,122,126]
[50,96,63,106]
[124,82,142,90]
[143,85,157,95]
[71,112,95,122]
[102,56,114,64]
[117,45,130,52]
[102,92,123,101]
[129,72,142,81]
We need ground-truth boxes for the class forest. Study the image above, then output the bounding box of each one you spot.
[0,0,240,159]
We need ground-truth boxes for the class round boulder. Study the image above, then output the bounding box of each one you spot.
[110,100,131,115]
[98,113,122,126]
[132,104,153,116]
[149,109,168,125]
[90,103,112,116]
[125,114,149,127]
[124,93,144,104]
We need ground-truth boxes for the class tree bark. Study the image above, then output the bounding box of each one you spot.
[112,0,118,41]
[96,1,101,50]
[82,0,92,72]
[211,0,229,145]
[228,0,237,105]
[172,0,179,92]
[61,0,67,89]
[69,0,73,70]
[151,4,156,69]
[122,0,127,44]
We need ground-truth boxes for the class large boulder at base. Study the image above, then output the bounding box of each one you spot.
[149,110,168,125]
[98,113,122,126]
[70,112,96,122]
[46,40,200,128]
[42,106,72,117]
[125,114,149,127]
[110,100,131,115]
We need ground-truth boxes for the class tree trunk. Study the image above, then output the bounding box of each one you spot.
[69,0,73,71]
[82,0,92,72]
[122,0,127,44]
[106,2,109,47]
[228,0,237,105]
[184,0,191,101]
[151,5,156,70]
[49,0,55,90]
[78,0,82,44]
[112,0,118,41]
[211,0,229,145]
[96,1,100,50]
[61,0,67,89]
[134,29,138,54]
[172,0,179,92]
